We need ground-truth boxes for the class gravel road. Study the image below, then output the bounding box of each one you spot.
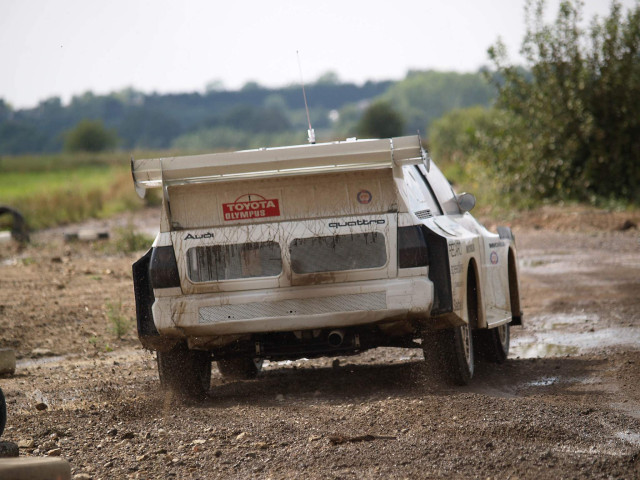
[1,208,639,479]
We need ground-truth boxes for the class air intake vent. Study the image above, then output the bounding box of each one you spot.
[414,209,433,219]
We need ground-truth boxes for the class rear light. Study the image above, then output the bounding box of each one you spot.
[397,226,429,268]
[149,246,181,289]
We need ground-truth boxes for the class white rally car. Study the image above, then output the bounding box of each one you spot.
[131,135,522,396]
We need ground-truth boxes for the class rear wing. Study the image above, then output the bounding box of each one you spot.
[131,135,429,198]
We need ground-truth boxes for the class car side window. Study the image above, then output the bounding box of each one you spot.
[418,163,461,215]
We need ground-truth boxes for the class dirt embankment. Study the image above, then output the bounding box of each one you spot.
[0,206,639,479]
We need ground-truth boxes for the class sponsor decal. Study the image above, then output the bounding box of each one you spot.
[450,264,463,275]
[466,243,475,254]
[356,190,372,204]
[223,194,280,221]
[184,232,214,240]
[490,251,499,265]
[489,241,505,248]
[328,219,386,228]
[448,240,462,258]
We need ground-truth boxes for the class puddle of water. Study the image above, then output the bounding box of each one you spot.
[551,328,640,350]
[263,358,311,369]
[533,313,598,330]
[520,255,599,275]
[611,403,640,421]
[524,376,559,387]
[510,327,640,359]
[556,444,630,457]
[511,342,580,359]
[17,355,67,368]
[616,431,640,446]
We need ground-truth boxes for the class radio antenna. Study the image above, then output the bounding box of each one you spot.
[297,50,315,144]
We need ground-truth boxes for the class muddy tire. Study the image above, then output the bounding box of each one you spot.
[217,357,263,380]
[474,323,510,363]
[157,345,212,398]
[423,321,475,386]
[0,387,6,438]
[423,276,477,385]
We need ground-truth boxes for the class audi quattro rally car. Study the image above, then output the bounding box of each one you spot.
[131,135,522,396]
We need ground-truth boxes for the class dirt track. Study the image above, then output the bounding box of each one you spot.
[1,208,639,479]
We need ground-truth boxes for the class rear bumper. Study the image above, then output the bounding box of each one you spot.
[152,277,433,336]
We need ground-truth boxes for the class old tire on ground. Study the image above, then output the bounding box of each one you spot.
[157,345,212,398]
[474,323,510,363]
[217,358,263,380]
[0,387,6,438]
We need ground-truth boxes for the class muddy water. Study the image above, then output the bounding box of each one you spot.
[513,231,640,359]
[510,315,640,359]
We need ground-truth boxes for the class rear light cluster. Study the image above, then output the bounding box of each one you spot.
[149,246,181,289]
[397,226,429,268]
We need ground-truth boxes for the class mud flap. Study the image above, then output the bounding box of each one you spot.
[132,250,161,348]
[498,226,523,327]
[422,226,453,316]
[511,312,523,326]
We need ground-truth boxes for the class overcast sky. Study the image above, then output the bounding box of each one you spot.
[0,0,634,109]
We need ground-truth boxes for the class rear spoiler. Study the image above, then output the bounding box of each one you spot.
[131,135,429,198]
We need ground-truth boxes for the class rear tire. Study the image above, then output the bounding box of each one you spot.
[423,274,477,385]
[157,344,212,398]
[217,357,263,380]
[423,321,475,386]
[475,323,510,363]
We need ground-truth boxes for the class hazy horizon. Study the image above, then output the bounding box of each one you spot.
[1,0,633,109]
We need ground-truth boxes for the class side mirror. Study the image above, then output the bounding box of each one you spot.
[457,192,476,213]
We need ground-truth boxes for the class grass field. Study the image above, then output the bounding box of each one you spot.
[0,151,164,230]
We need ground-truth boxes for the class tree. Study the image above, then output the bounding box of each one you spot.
[383,70,495,134]
[315,71,341,85]
[429,106,497,165]
[64,119,119,152]
[356,101,405,139]
[486,0,640,203]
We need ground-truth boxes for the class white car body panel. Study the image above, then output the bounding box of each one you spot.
[132,135,520,355]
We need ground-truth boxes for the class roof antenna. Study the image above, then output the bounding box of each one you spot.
[297,50,315,144]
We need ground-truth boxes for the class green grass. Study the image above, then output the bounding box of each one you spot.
[0,151,165,230]
[104,300,132,340]
[0,165,117,198]
[111,223,154,253]
[0,150,176,173]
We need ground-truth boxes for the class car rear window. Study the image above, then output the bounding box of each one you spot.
[186,242,282,282]
[289,233,387,274]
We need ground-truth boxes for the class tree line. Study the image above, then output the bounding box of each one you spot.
[0,72,492,155]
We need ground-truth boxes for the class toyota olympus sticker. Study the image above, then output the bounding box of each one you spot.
[222,194,281,221]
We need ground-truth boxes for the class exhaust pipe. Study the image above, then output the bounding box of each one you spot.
[327,330,345,348]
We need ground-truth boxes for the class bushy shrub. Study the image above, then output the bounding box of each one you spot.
[64,120,119,152]
[484,0,640,204]
[356,101,404,139]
